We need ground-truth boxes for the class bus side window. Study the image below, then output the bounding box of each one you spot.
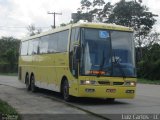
[58,30,69,52]
[70,28,79,52]
[48,34,58,53]
[32,39,39,54]
[28,40,33,55]
[39,36,48,54]
[21,41,28,56]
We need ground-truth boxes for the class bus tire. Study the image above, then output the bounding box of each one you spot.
[62,80,73,102]
[25,74,30,91]
[30,75,38,92]
[106,98,115,103]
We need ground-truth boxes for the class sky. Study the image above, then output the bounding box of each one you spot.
[0,0,160,39]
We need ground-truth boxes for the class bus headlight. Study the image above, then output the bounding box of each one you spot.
[80,80,97,85]
[125,81,136,86]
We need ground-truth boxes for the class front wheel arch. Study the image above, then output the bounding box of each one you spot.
[60,77,74,101]
[60,76,68,94]
[30,73,38,92]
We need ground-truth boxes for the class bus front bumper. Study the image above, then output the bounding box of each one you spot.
[78,85,136,99]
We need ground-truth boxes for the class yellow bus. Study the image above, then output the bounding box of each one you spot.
[19,22,136,102]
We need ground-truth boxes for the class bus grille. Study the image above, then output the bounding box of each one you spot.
[98,81,110,85]
[113,82,124,85]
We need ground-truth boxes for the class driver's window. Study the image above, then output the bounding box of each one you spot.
[69,27,80,77]
[70,28,79,52]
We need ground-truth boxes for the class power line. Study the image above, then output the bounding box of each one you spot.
[0,26,50,29]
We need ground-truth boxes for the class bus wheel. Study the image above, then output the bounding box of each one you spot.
[25,74,30,91]
[62,80,72,102]
[106,98,115,103]
[30,75,38,92]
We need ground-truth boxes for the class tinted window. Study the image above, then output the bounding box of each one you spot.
[39,36,48,54]
[69,28,80,76]
[22,30,69,55]
[70,28,79,52]
[85,29,109,41]
[32,39,39,54]
[111,31,136,77]
[21,41,28,55]
[57,30,69,52]
[28,40,33,55]
[48,34,58,53]
[80,28,111,76]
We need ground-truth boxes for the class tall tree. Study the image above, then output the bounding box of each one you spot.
[108,0,157,44]
[108,0,157,59]
[27,24,42,36]
[0,37,20,69]
[81,0,92,12]
[73,0,112,23]
[27,24,36,36]
[145,31,160,47]
[90,0,105,22]
[72,0,92,23]
[100,2,113,22]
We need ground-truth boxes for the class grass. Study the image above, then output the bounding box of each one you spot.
[0,99,17,114]
[137,78,160,85]
[0,73,18,76]
[0,99,20,120]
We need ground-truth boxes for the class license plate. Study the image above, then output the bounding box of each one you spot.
[106,89,116,93]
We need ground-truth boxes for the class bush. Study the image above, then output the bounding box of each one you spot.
[137,59,160,80]
[137,43,160,80]
[150,59,160,80]
[0,63,18,73]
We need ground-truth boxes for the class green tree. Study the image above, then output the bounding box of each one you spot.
[108,0,157,59]
[0,37,20,73]
[72,0,92,23]
[145,31,160,47]
[108,0,157,35]
[138,43,160,80]
[73,0,112,23]
[5,49,17,67]
[27,24,42,36]
[90,0,105,22]
[101,2,113,22]
[81,0,92,11]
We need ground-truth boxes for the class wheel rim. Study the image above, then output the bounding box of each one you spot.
[63,81,69,100]
[26,75,30,90]
[31,76,35,91]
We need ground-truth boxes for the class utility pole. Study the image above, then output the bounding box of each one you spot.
[47,12,62,29]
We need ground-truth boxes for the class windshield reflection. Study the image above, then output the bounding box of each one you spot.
[80,28,136,77]
[111,31,136,77]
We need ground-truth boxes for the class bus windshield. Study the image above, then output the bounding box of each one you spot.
[80,28,136,77]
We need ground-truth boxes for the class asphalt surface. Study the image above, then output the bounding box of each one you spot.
[0,75,160,120]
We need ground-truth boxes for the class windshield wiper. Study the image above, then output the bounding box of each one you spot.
[112,52,126,79]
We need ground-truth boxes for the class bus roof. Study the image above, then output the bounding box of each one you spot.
[22,22,133,41]
[72,22,133,32]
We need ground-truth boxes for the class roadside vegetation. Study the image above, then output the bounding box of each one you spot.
[137,43,160,80]
[0,99,20,120]
[0,73,18,76]
[0,37,20,74]
[138,78,160,85]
